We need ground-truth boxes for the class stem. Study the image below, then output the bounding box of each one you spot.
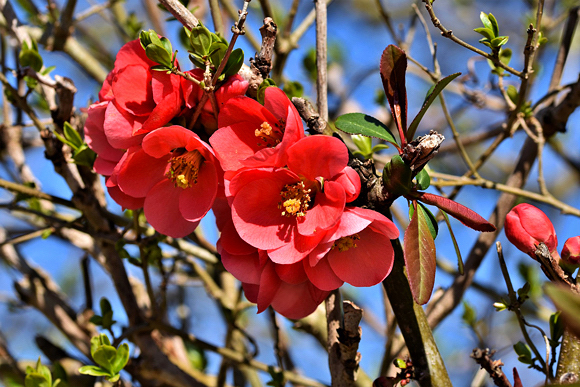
[315,0,328,122]
[382,239,451,387]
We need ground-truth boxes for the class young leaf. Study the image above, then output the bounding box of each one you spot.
[479,12,493,32]
[383,154,413,196]
[404,202,437,305]
[491,36,509,48]
[63,122,83,149]
[441,211,464,275]
[92,345,117,372]
[545,283,580,338]
[407,72,461,141]
[413,192,496,232]
[335,113,398,146]
[474,27,494,41]
[488,13,500,37]
[78,365,112,378]
[414,168,430,190]
[379,45,408,144]
[222,48,244,77]
[112,343,130,373]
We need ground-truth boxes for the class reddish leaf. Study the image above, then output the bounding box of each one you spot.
[513,368,523,387]
[404,202,436,305]
[380,45,408,146]
[415,192,496,232]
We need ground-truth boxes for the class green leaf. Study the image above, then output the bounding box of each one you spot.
[513,341,533,364]
[407,72,461,141]
[491,36,509,48]
[545,284,580,338]
[19,48,43,72]
[145,44,172,67]
[351,134,373,157]
[282,80,304,99]
[499,48,512,66]
[25,373,50,387]
[222,48,244,77]
[371,144,389,153]
[382,154,413,197]
[189,25,213,55]
[209,41,228,69]
[159,37,172,55]
[479,12,493,32]
[63,122,83,149]
[111,343,130,373]
[415,168,430,190]
[473,27,494,41]
[507,85,518,104]
[404,201,437,305]
[488,13,499,37]
[462,301,477,327]
[100,297,112,315]
[394,358,407,369]
[92,345,117,372]
[550,311,563,344]
[335,113,398,146]
[78,365,112,378]
[53,131,75,149]
[441,211,464,275]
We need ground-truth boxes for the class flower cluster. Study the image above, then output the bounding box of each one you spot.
[505,203,580,271]
[85,38,400,319]
[85,39,247,237]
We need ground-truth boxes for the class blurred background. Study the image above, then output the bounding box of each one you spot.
[1,0,579,385]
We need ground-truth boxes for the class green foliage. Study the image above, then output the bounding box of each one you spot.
[382,155,413,197]
[513,341,533,365]
[475,12,509,51]
[25,357,61,387]
[89,297,116,330]
[506,85,533,117]
[79,334,130,382]
[282,80,304,100]
[461,301,477,327]
[441,211,464,275]
[335,113,398,146]
[407,73,461,141]
[414,169,431,190]
[350,134,389,159]
[20,40,43,72]
[549,311,564,347]
[53,122,96,167]
[185,341,207,371]
[140,30,175,70]
[409,202,438,240]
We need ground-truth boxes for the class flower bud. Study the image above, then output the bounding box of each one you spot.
[561,236,580,266]
[504,203,558,259]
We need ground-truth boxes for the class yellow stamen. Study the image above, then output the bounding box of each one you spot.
[166,149,204,189]
[278,181,312,217]
[332,234,361,252]
[254,120,285,147]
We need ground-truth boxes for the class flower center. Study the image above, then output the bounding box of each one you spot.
[278,181,312,217]
[255,120,285,147]
[166,149,204,189]
[332,234,361,252]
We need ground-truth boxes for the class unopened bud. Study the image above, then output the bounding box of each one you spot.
[504,203,558,259]
[560,236,580,271]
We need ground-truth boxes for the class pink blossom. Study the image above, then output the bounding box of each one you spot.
[228,136,361,262]
[210,87,304,173]
[562,236,580,266]
[115,126,220,237]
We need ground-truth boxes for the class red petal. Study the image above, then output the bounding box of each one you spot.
[298,180,345,235]
[178,162,218,222]
[220,249,262,284]
[256,262,280,313]
[210,122,262,172]
[274,261,308,284]
[267,231,324,264]
[112,65,155,116]
[144,179,200,238]
[107,183,144,210]
[328,227,395,287]
[287,136,349,180]
[117,148,169,197]
[104,102,145,149]
[143,126,204,157]
[304,257,344,291]
[231,176,295,250]
[93,156,118,176]
[114,39,154,70]
[333,167,361,203]
[270,281,327,319]
[84,101,124,161]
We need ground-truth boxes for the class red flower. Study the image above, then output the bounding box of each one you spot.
[115,126,220,238]
[228,135,360,262]
[182,69,248,132]
[505,203,558,258]
[210,87,304,173]
[304,207,399,290]
[562,236,580,266]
